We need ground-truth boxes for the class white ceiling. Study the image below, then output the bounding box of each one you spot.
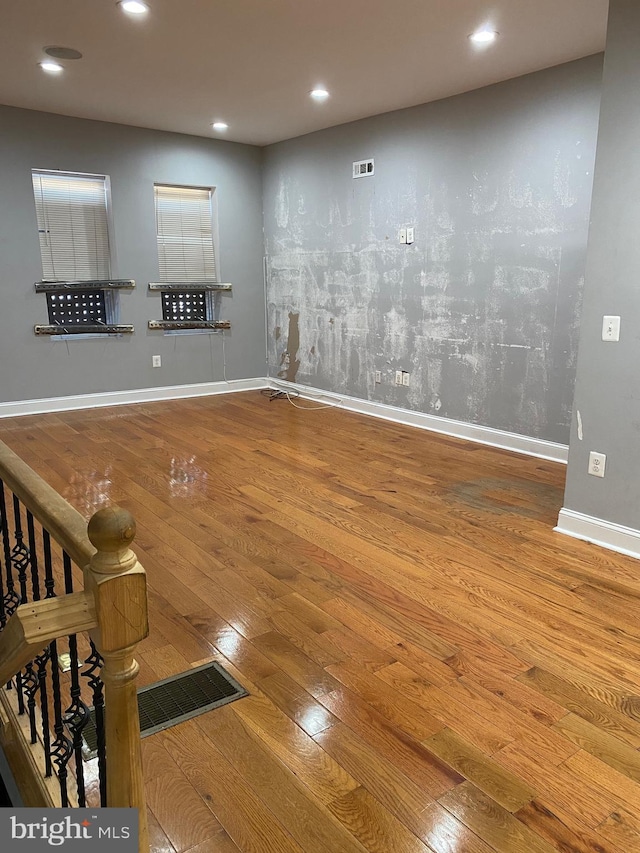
[0,0,609,146]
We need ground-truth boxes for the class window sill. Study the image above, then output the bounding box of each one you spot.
[34,324,135,336]
[35,280,135,293]
[148,282,231,292]
[147,320,230,331]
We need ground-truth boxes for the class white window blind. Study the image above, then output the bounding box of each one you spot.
[154,184,217,281]
[32,171,111,281]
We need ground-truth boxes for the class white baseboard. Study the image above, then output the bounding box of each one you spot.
[0,378,268,419]
[555,508,640,560]
[0,375,569,466]
[268,379,568,463]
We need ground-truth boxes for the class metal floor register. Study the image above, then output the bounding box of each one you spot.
[83,660,247,756]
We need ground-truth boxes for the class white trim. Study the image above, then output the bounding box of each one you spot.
[0,375,570,465]
[269,379,568,463]
[555,508,640,560]
[0,378,268,419]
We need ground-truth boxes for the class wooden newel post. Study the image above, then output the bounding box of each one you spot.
[87,507,149,853]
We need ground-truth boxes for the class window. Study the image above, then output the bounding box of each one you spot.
[31,170,134,336]
[32,170,111,281]
[154,184,217,281]
[148,184,230,332]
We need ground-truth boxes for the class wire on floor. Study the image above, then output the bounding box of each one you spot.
[263,384,342,411]
[261,388,299,401]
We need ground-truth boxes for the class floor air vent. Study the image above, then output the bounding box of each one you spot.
[82,661,247,757]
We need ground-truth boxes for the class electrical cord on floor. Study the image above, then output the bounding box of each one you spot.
[262,384,342,411]
[285,393,342,410]
[261,388,299,401]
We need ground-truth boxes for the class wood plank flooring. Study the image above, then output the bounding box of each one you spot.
[1,391,640,853]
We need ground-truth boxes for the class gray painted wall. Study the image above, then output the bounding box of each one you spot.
[263,57,603,443]
[563,1,640,528]
[0,106,265,404]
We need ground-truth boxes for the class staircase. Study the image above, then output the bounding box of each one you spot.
[0,439,149,851]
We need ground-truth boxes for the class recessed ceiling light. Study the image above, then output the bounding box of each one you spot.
[469,28,498,45]
[44,46,83,61]
[39,61,64,74]
[310,88,330,101]
[119,1,149,15]
[212,122,229,131]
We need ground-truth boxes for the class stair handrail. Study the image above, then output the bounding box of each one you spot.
[0,441,92,569]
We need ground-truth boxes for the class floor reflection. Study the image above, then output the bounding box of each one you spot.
[169,455,209,499]
[62,467,112,517]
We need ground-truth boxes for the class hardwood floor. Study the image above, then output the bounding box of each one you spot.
[1,391,640,853]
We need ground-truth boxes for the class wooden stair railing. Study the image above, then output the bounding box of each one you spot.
[0,440,149,853]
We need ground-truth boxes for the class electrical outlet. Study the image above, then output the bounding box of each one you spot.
[602,315,620,342]
[402,371,410,386]
[588,451,606,478]
[375,370,382,384]
[152,355,161,368]
[406,226,415,244]
[395,370,403,385]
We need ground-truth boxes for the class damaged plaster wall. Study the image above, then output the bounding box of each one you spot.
[263,56,603,443]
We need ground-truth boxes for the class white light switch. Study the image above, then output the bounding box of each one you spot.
[399,228,407,244]
[602,315,621,342]
[406,226,415,244]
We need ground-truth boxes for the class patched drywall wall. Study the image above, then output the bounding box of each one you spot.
[263,56,603,443]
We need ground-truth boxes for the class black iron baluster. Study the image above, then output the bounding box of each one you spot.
[21,661,39,743]
[10,495,30,715]
[36,526,54,775]
[63,548,74,594]
[62,551,88,807]
[35,646,52,776]
[83,640,107,807]
[64,634,88,807]
[21,511,43,742]
[0,481,19,619]
[11,495,30,604]
[42,529,56,600]
[26,511,40,602]
[49,637,72,806]
[0,480,6,630]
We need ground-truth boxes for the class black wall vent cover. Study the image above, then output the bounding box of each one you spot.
[82,660,247,757]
